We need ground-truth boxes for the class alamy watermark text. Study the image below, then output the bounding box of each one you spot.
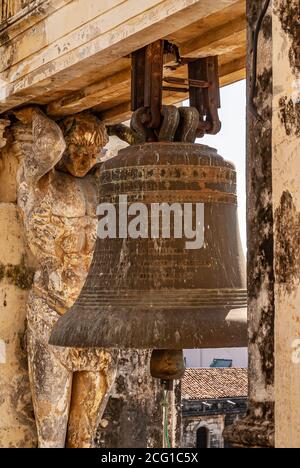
[97,195,205,250]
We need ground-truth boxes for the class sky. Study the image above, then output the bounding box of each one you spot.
[194,80,247,254]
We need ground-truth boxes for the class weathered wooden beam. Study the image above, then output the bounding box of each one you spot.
[179,15,246,58]
[46,14,245,118]
[0,0,243,113]
[99,102,132,126]
[47,69,131,117]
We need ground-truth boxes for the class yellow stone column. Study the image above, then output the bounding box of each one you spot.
[0,121,37,448]
[273,0,300,449]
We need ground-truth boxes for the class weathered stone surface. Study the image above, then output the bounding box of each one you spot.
[0,120,10,150]
[273,0,300,448]
[0,136,20,203]
[96,350,180,448]
[0,1,35,22]
[0,202,37,448]
[15,109,117,448]
[182,397,248,448]
[275,0,300,75]
[224,0,275,448]
[224,402,274,448]
[183,415,225,448]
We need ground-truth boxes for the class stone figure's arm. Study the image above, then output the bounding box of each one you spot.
[14,106,66,184]
[107,124,144,145]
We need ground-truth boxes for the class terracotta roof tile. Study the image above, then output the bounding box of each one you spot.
[182,368,248,400]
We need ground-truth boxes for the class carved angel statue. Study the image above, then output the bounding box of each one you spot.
[15,107,117,448]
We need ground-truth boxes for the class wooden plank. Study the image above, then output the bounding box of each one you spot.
[99,101,132,125]
[46,12,245,118]
[0,0,242,113]
[165,0,245,44]
[29,57,131,105]
[0,0,126,73]
[180,15,246,57]
[47,68,131,117]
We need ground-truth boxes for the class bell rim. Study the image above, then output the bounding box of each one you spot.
[49,305,248,350]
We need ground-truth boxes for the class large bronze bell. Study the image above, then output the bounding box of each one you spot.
[50,142,247,350]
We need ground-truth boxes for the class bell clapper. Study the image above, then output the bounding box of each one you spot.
[150,350,185,449]
[150,349,186,381]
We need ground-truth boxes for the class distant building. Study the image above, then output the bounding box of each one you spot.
[184,348,248,369]
[181,368,248,448]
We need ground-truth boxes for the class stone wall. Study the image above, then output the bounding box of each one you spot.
[0,1,34,22]
[182,414,225,449]
[224,0,275,448]
[0,123,37,448]
[245,0,275,446]
[273,0,300,448]
[96,350,168,448]
[225,0,300,449]
[182,398,247,449]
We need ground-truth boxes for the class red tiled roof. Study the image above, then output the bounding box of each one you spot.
[182,368,248,400]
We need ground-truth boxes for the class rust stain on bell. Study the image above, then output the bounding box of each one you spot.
[50,143,247,349]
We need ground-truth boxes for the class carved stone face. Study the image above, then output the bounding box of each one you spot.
[58,113,109,178]
[59,144,100,177]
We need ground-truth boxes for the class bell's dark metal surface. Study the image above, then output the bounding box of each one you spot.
[50,142,247,349]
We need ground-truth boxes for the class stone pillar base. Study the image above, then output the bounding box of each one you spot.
[223,403,274,448]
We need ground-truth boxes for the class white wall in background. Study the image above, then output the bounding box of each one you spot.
[184,348,248,368]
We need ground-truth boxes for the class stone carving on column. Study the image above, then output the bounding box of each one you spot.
[14,107,117,448]
[0,119,10,149]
